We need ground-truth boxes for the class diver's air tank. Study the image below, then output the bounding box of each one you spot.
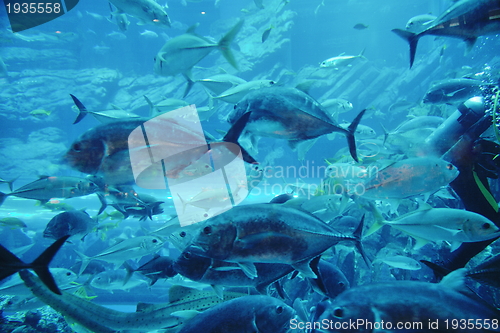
[423,96,486,157]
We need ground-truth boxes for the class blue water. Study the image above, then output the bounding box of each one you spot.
[0,0,500,332]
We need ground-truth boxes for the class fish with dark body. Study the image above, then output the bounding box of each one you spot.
[228,86,366,162]
[176,295,295,333]
[185,203,368,279]
[423,78,485,104]
[313,273,500,332]
[43,210,97,240]
[65,109,256,186]
[393,0,500,67]
[0,235,70,295]
[173,250,294,294]
[134,254,177,285]
[0,176,99,207]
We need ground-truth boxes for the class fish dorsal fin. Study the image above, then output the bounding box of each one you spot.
[186,23,200,34]
[136,302,157,312]
[109,104,123,110]
[338,52,345,56]
[295,80,316,94]
[169,285,197,303]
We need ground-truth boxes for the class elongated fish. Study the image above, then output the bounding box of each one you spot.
[320,49,366,69]
[393,0,500,67]
[19,270,184,333]
[154,20,244,97]
[186,204,368,278]
[229,86,366,162]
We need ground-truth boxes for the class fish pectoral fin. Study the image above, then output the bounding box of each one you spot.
[292,259,317,279]
[213,266,241,271]
[238,262,258,279]
[411,235,431,250]
[170,310,200,320]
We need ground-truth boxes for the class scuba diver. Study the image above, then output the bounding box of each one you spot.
[423,82,500,271]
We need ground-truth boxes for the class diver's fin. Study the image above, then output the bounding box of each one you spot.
[345,109,366,162]
[223,112,258,164]
[70,94,88,125]
[391,28,419,68]
[218,19,244,70]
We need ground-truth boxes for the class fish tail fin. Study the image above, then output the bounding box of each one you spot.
[0,191,7,207]
[0,242,26,282]
[74,250,91,276]
[358,48,367,60]
[70,94,89,124]
[345,109,366,162]
[5,176,18,192]
[122,261,135,286]
[183,74,195,98]
[177,193,187,214]
[379,122,389,145]
[364,201,385,237]
[223,112,258,164]
[352,214,371,267]
[218,19,244,70]
[391,29,419,68]
[144,95,157,117]
[30,235,70,295]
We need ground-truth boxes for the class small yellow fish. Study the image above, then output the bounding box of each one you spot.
[0,217,27,229]
[30,109,52,117]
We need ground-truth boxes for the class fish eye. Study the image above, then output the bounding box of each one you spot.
[179,231,186,238]
[203,226,212,235]
[276,306,284,314]
[270,81,275,85]
[183,252,191,259]
[332,307,344,318]
[338,282,345,288]
[66,272,72,276]
[482,223,491,229]
[152,238,158,243]
[72,143,82,152]
[446,163,454,170]
[233,105,237,109]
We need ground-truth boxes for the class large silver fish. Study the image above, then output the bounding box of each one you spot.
[186,204,368,279]
[393,0,500,67]
[154,20,244,97]
[0,176,99,207]
[109,0,171,27]
[229,86,366,162]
